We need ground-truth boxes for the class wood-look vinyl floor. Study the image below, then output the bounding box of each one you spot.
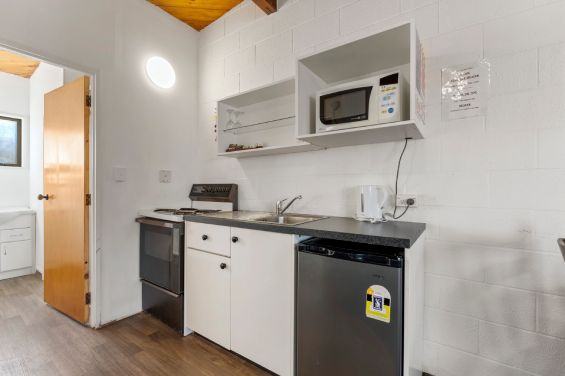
[0,274,270,376]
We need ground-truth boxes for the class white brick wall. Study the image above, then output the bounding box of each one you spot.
[196,1,565,375]
[479,322,565,375]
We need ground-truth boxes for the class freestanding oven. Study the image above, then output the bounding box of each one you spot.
[137,217,185,334]
[136,184,238,335]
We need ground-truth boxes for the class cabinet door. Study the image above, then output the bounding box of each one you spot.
[1,240,33,272]
[185,248,230,349]
[230,229,295,376]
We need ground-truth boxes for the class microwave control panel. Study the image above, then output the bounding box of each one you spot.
[378,73,400,123]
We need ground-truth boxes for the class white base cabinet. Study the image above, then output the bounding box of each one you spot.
[185,248,231,349]
[0,209,36,281]
[1,240,33,272]
[230,228,294,376]
[184,222,295,376]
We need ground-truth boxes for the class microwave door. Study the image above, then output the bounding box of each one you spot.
[319,87,373,129]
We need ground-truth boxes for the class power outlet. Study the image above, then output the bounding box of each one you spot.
[396,194,418,208]
[159,170,172,184]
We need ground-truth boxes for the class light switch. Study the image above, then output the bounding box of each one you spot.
[159,170,172,183]
[113,167,127,182]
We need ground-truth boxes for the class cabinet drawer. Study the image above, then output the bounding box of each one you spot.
[1,240,33,272]
[186,222,230,257]
[0,228,31,242]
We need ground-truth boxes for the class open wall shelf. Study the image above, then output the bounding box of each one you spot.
[217,78,322,158]
[296,21,425,148]
[222,116,296,134]
[216,21,425,158]
[217,142,316,158]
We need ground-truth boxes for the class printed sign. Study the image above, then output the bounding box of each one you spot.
[366,285,391,323]
[441,61,490,120]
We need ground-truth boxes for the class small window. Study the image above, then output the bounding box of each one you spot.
[0,116,22,167]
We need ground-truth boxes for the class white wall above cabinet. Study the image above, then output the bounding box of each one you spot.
[296,21,425,148]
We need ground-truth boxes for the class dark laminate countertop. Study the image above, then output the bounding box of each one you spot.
[184,211,425,249]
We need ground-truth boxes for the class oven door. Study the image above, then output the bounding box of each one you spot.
[137,217,184,294]
[317,86,375,132]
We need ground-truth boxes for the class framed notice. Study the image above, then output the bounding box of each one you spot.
[441,60,490,120]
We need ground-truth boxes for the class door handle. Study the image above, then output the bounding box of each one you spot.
[202,234,208,241]
[220,263,227,270]
[37,194,50,201]
[232,236,238,243]
[558,238,565,262]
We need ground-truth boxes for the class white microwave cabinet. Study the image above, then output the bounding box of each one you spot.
[185,222,295,376]
[0,209,36,280]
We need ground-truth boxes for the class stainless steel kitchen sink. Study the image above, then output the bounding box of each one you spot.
[250,214,327,226]
[198,211,328,226]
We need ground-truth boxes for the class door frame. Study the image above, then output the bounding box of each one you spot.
[0,42,100,328]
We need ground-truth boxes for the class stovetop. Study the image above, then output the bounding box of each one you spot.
[154,208,221,216]
[138,184,238,223]
[138,208,223,223]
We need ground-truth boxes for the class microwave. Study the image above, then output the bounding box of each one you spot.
[316,72,408,133]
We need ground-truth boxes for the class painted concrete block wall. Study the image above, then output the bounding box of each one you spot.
[0,71,30,208]
[197,1,565,375]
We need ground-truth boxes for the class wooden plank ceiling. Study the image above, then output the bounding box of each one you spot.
[149,0,245,31]
[0,50,40,79]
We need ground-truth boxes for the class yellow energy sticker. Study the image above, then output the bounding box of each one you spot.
[366,285,391,323]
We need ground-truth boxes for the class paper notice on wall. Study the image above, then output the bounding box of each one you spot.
[441,61,490,120]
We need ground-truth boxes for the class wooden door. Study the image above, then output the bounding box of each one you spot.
[42,76,90,324]
[230,228,295,376]
[185,248,231,349]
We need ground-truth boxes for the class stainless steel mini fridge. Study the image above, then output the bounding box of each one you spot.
[296,238,404,376]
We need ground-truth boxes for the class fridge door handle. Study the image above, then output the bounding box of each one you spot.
[558,238,565,262]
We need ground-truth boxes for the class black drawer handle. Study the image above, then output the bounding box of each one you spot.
[202,234,208,241]
[232,236,239,243]
[220,263,227,270]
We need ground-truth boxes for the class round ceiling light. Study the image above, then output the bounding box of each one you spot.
[145,56,176,89]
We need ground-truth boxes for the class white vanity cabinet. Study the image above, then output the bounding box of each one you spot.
[1,240,34,272]
[0,209,36,280]
[230,228,294,376]
[184,222,295,376]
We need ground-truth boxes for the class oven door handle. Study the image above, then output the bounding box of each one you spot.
[141,280,181,298]
[136,217,176,228]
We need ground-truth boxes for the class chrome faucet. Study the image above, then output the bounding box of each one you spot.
[275,195,303,216]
